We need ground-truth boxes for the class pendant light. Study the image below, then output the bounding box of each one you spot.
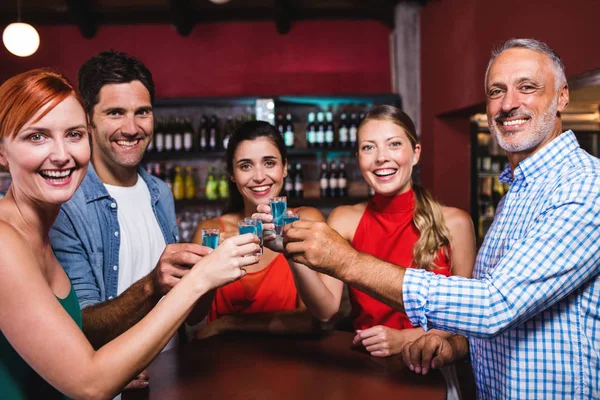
[3,0,40,57]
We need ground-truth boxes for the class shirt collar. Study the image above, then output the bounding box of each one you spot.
[80,163,157,203]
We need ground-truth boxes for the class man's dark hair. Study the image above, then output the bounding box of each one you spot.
[77,50,155,118]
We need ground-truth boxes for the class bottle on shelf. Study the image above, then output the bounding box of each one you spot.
[164,117,174,153]
[276,113,285,137]
[328,161,338,197]
[285,167,294,197]
[284,113,295,148]
[222,115,235,151]
[306,112,316,149]
[163,163,173,191]
[208,115,219,151]
[218,169,229,200]
[184,166,196,200]
[172,166,185,201]
[325,111,335,148]
[205,167,219,200]
[294,162,304,198]
[319,162,329,198]
[198,116,208,152]
[338,113,349,148]
[338,161,348,197]
[154,117,165,153]
[349,113,358,149]
[173,117,184,152]
[316,112,325,149]
[183,117,194,152]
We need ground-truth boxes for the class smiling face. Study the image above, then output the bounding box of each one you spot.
[90,80,153,185]
[231,137,287,209]
[357,119,420,197]
[486,48,569,156]
[0,95,90,205]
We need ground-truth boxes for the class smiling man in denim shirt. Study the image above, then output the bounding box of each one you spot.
[49,51,212,392]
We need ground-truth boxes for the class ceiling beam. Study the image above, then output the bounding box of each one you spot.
[65,0,97,39]
[169,0,195,36]
[274,0,292,34]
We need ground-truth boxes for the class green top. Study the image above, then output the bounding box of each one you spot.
[0,285,82,400]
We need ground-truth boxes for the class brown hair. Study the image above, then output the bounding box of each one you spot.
[359,105,451,270]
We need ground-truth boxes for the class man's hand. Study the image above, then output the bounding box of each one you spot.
[283,220,356,275]
[353,326,420,357]
[151,243,213,296]
[401,334,456,375]
[122,369,150,390]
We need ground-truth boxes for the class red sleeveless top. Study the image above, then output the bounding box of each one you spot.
[208,217,298,322]
[350,189,451,330]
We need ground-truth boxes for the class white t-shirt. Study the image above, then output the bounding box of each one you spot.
[105,175,177,351]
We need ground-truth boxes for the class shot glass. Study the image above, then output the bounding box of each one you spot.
[283,210,300,225]
[201,228,220,249]
[269,196,287,236]
[238,219,262,256]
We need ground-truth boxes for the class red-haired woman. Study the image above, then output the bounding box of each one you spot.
[0,69,259,399]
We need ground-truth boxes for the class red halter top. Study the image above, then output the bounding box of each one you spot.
[350,189,451,330]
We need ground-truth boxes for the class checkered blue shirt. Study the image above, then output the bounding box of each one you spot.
[403,131,600,399]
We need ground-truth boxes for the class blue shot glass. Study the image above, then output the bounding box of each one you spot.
[244,217,263,253]
[283,210,300,225]
[269,196,287,236]
[238,219,261,256]
[201,228,220,249]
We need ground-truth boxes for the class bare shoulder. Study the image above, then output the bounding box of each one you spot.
[0,220,27,258]
[441,206,473,234]
[295,206,325,222]
[327,202,368,240]
[0,221,39,289]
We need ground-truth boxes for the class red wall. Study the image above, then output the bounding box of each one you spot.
[0,21,392,97]
[420,0,600,211]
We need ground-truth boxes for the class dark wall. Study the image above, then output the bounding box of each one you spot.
[420,0,600,211]
[0,21,392,97]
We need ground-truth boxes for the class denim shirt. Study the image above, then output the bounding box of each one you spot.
[50,164,179,309]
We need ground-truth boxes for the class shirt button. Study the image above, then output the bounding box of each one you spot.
[108,296,114,300]
[110,203,117,209]
[113,265,118,271]
[114,231,119,237]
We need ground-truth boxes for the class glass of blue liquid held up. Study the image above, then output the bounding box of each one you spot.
[283,210,300,225]
[201,228,220,249]
[269,196,287,236]
[238,218,263,255]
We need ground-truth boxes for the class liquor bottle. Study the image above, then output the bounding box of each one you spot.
[153,162,162,180]
[325,111,335,148]
[294,163,304,198]
[205,167,218,200]
[338,161,348,197]
[492,176,504,209]
[285,167,294,197]
[183,117,194,152]
[284,113,295,148]
[349,113,358,149]
[163,164,173,191]
[198,116,208,152]
[316,112,325,149]
[208,115,219,151]
[164,117,174,153]
[173,117,183,152]
[328,161,338,198]
[172,166,185,201]
[222,115,234,151]
[319,162,329,198]
[218,170,229,200]
[154,117,165,153]
[306,112,316,149]
[276,113,285,137]
[184,166,196,200]
[338,113,349,148]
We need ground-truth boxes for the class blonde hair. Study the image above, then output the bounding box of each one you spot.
[359,105,451,270]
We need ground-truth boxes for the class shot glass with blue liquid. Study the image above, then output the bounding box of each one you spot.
[238,219,262,256]
[201,228,220,249]
[269,196,287,236]
[244,217,263,255]
[283,210,300,225]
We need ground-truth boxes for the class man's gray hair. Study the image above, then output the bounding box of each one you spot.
[485,38,567,91]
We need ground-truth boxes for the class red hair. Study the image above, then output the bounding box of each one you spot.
[0,69,85,140]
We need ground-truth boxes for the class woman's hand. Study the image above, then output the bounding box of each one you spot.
[353,326,421,357]
[191,233,260,290]
[252,204,280,252]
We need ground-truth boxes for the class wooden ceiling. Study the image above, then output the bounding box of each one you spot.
[0,0,425,37]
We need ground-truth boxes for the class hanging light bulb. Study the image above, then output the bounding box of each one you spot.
[3,0,40,58]
[3,22,40,57]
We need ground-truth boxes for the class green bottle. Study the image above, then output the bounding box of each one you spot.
[218,170,229,199]
[205,167,218,200]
